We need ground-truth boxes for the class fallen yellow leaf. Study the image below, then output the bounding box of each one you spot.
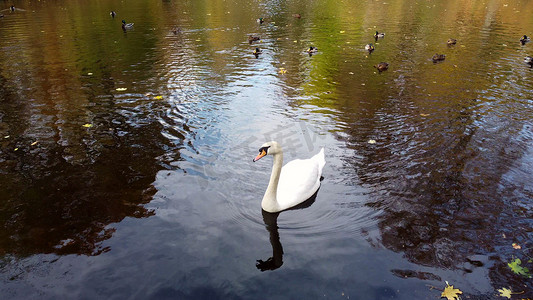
[340,30,345,33]
[82,124,93,128]
[14,148,18,151]
[367,139,376,144]
[498,288,512,299]
[30,141,38,146]
[420,113,430,117]
[279,68,287,74]
[154,96,163,100]
[512,243,521,249]
[441,282,462,300]
[116,88,127,91]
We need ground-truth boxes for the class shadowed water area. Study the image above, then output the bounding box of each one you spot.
[1,0,532,299]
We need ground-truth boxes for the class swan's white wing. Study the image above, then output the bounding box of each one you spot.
[276,152,324,210]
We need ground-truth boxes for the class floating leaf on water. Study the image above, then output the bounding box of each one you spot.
[339,30,345,33]
[4,135,9,139]
[512,243,521,249]
[30,141,38,146]
[497,287,524,298]
[367,139,376,144]
[14,148,18,151]
[82,124,93,128]
[499,287,513,299]
[87,72,93,75]
[154,96,163,100]
[498,287,512,299]
[508,258,532,277]
[116,87,127,91]
[420,113,430,117]
[278,68,287,74]
[441,282,462,300]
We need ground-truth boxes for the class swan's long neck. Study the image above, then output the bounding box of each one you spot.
[262,152,283,212]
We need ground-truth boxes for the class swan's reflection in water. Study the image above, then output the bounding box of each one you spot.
[256,210,284,271]
[256,193,318,271]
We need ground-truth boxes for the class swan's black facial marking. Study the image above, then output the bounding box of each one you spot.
[258,146,270,154]
[253,146,271,162]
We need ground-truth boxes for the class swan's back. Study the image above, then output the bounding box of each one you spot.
[276,148,325,211]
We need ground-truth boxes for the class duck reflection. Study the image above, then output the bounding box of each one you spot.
[256,192,317,271]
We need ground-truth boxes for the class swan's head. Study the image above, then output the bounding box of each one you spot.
[253,141,281,162]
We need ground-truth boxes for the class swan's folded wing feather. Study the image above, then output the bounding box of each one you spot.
[276,158,321,209]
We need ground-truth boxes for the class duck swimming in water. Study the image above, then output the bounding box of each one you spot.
[525,56,533,67]
[365,43,375,53]
[374,62,389,72]
[248,35,260,44]
[374,31,385,40]
[306,46,318,56]
[122,20,134,31]
[5,5,26,12]
[520,35,530,45]
[447,38,457,45]
[253,47,263,58]
[432,54,446,62]
[257,18,264,24]
[110,11,116,18]
[171,27,182,35]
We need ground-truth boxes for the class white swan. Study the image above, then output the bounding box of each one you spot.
[253,141,326,213]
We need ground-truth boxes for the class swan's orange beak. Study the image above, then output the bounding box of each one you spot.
[253,149,267,162]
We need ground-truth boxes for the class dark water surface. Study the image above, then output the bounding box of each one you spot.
[1,0,532,299]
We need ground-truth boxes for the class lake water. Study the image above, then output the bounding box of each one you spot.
[1,0,532,299]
